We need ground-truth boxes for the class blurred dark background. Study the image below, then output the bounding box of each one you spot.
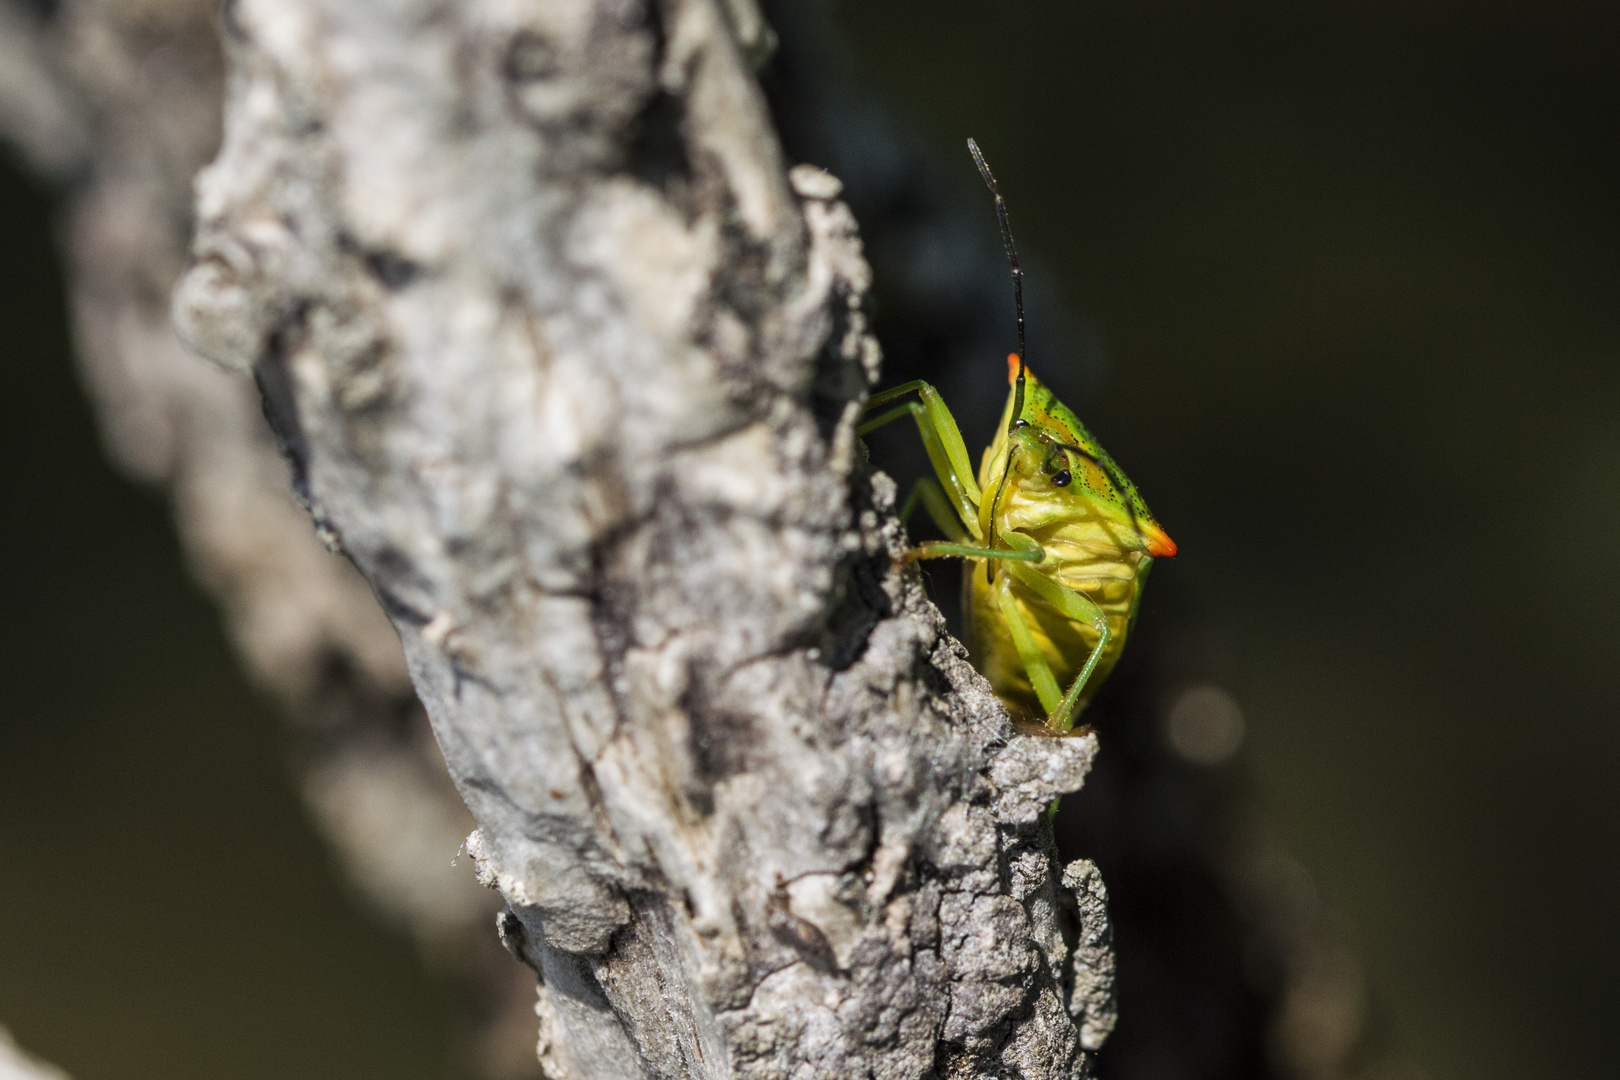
[2,2,1617,1079]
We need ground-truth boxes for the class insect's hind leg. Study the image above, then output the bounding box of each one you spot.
[1006,562,1111,733]
[994,571,1065,715]
[994,568,1102,814]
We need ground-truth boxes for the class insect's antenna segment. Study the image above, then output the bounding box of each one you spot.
[968,137,1027,425]
[970,137,1030,574]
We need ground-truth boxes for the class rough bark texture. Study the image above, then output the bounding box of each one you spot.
[0,1,539,1073]
[0,3,1422,1079]
[167,0,1116,1077]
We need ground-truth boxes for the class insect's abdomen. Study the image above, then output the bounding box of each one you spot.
[964,554,1143,726]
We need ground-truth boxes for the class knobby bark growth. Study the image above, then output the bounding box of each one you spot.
[167,0,1117,1077]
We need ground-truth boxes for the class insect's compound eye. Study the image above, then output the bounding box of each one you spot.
[1052,469,1072,487]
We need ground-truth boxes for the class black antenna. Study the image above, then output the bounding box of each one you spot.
[968,137,1026,409]
[970,137,1030,579]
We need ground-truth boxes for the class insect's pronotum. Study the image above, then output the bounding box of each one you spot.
[860,138,1177,734]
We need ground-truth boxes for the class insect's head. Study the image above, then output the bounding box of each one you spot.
[971,136,1176,560]
[1001,356,1177,558]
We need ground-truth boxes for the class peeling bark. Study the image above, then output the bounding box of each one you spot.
[168,0,1115,1076]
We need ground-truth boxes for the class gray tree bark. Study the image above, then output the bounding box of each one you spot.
[0,1029,68,1080]
[168,0,1117,1077]
[0,0,539,1073]
[0,4,1445,1079]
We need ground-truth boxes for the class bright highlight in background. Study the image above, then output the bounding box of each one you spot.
[1164,684,1246,766]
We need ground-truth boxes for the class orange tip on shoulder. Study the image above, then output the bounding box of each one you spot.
[1142,522,1178,558]
[1007,353,1021,385]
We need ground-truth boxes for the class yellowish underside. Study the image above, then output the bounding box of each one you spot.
[964,477,1150,723]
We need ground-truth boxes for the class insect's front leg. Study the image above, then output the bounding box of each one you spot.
[858,381,983,522]
[896,480,1048,566]
[898,477,968,542]
[894,478,1045,568]
[912,522,1044,565]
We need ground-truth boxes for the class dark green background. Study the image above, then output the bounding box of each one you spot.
[0,171,462,1074]
[825,3,1619,1079]
[2,2,1617,1078]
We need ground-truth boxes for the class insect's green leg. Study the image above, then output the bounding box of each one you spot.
[863,382,979,499]
[1005,562,1112,733]
[858,401,922,436]
[859,381,983,520]
[1053,620,1110,733]
[994,571,1064,714]
[905,542,1042,564]
[899,477,968,542]
[863,379,935,411]
[900,481,1043,562]
[862,400,974,524]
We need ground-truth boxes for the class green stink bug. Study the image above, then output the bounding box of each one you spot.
[861,139,1176,734]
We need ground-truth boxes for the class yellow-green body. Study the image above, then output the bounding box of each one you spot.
[861,359,1174,732]
[963,368,1164,723]
[858,137,1175,733]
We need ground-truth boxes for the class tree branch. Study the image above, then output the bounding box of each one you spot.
[0,0,537,1070]
[172,0,1114,1076]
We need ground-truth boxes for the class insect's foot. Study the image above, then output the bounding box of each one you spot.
[1035,717,1093,738]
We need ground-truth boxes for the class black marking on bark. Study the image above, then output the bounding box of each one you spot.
[366,545,437,626]
[627,91,690,191]
[643,0,668,64]
[539,941,616,1010]
[686,693,761,798]
[450,657,498,701]
[253,303,346,554]
[766,878,841,975]
[252,305,313,510]
[364,249,421,289]
[818,551,886,671]
[219,0,245,41]
[503,29,561,82]
[497,906,530,963]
